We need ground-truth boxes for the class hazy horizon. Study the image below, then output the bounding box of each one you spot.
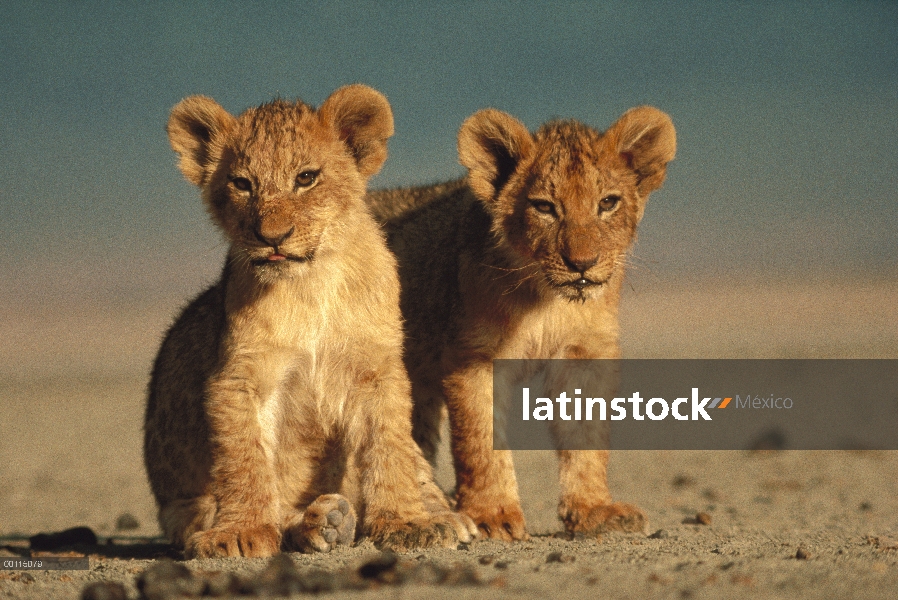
[1,2,896,377]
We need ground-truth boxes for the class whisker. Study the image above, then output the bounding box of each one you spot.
[502,269,540,295]
[481,261,534,273]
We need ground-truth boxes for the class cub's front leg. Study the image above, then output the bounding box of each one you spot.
[551,354,646,536]
[557,449,646,536]
[351,365,474,551]
[186,366,281,558]
[443,361,528,541]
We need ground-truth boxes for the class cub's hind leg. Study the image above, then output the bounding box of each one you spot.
[157,496,216,549]
[411,387,445,465]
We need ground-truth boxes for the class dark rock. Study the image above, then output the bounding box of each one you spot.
[546,551,575,563]
[201,570,243,597]
[115,513,140,531]
[672,474,696,488]
[358,552,402,584]
[30,526,98,550]
[81,581,127,600]
[250,553,308,596]
[136,559,205,600]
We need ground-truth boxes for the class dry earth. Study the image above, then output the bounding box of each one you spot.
[1,279,896,599]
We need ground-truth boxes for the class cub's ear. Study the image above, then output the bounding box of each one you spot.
[604,106,676,196]
[318,84,394,179]
[167,96,236,187]
[458,109,534,203]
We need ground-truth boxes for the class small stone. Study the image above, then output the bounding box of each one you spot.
[358,552,401,584]
[859,502,873,512]
[81,581,127,600]
[115,513,140,531]
[795,547,810,560]
[296,568,338,594]
[672,475,696,488]
[648,529,670,539]
[546,552,575,563]
[251,553,306,596]
[696,512,712,525]
[494,561,509,569]
[202,570,244,597]
[478,555,495,565]
[415,562,481,586]
[136,559,205,600]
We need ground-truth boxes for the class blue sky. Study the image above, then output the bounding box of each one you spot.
[1,1,896,307]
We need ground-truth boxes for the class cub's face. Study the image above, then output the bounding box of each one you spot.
[459,107,675,301]
[167,85,393,281]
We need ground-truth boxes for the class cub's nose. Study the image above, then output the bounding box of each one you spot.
[254,225,295,248]
[561,253,598,274]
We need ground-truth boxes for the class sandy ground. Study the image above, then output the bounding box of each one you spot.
[1,280,896,599]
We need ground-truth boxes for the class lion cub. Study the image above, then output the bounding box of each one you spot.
[144,85,474,558]
[369,106,676,540]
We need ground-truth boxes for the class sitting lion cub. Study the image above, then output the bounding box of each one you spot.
[369,106,676,540]
[144,85,474,558]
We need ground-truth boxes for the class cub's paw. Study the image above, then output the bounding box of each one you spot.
[366,513,462,552]
[460,502,528,542]
[185,523,281,558]
[287,494,357,553]
[444,511,479,543]
[561,501,647,535]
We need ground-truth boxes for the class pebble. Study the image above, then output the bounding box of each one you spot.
[546,552,575,563]
[672,475,696,488]
[81,581,127,600]
[695,512,712,525]
[795,547,810,560]
[115,513,140,531]
[649,529,670,539]
[136,559,205,599]
[99,550,491,600]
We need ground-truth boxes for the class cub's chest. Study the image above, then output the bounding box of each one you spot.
[490,300,618,360]
[227,271,338,342]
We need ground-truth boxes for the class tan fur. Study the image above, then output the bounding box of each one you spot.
[368,106,676,540]
[144,85,475,559]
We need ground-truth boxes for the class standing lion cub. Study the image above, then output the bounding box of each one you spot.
[144,85,474,559]
[369,106,676,540]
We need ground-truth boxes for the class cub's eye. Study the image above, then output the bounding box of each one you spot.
[530,199,557,216]
[295,170,319,188]
[599,195,621,212]
[229,177,252,192]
